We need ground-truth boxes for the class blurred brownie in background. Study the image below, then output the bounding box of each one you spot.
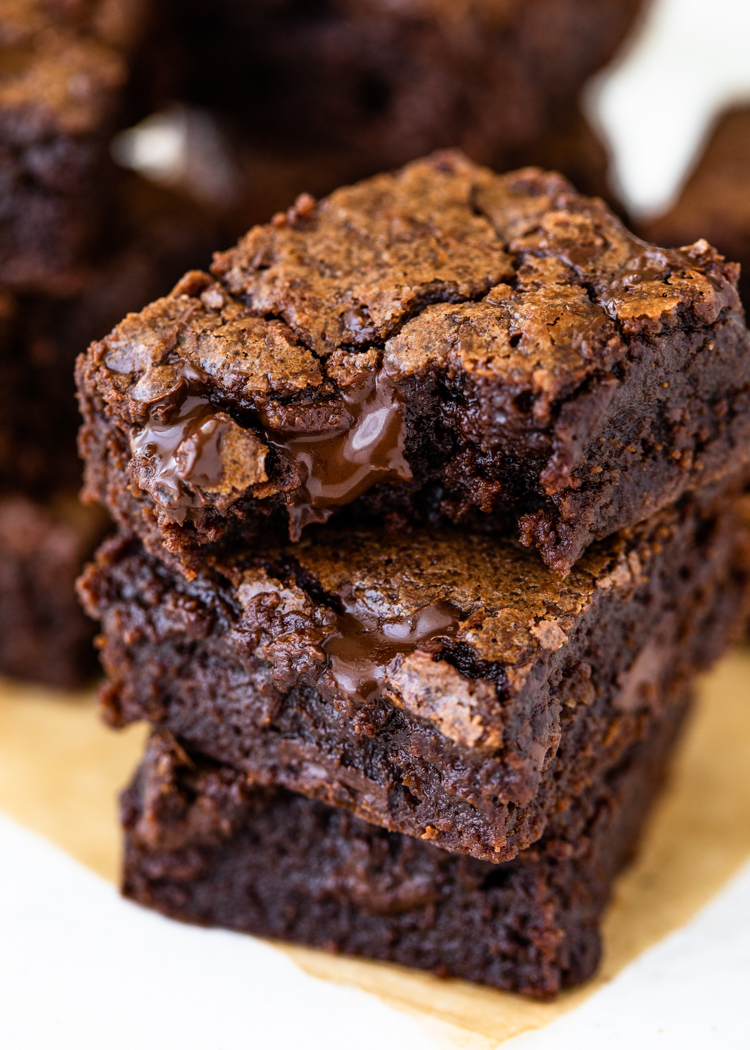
[139,0,644,224]
[0,0,153,294]
[643,107,750,309]
[0,494,106,687]
[0,171,219,686]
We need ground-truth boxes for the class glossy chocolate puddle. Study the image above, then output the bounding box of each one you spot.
[262,371,412,540]
[323,597,461,700]
[130,360,412,536]
[130,394,234,523]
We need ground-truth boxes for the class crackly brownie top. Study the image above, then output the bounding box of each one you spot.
[0,0,147,137]
[86,513,666,754]
[204,511,670,744]
[250,524,628,662]
[81,151,742,530]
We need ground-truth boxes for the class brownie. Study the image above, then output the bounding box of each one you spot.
[0,175,218,687]
[157,0,643,181]
[122,683,688,999]
[0,173,219,499]
[78,477,750,862]
[0,493,108,687]
[77,152,750,576]
[0,0,152,294]
[642,106,750,311]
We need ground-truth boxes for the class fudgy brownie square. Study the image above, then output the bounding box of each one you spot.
[79,478,750,862]
[76,153,750,576]
[122,684,688,999]
[0,0,150,293]
[643,106,750,310]
[0,494,107,687]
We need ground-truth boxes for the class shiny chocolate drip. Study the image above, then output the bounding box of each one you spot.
[130,362,410,533]
[131,394,232,523]
[263,371,412,540]
[128,355,234,524]
[323,598,460,700]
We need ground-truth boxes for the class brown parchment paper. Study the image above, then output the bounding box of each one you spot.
[1,650,749,1048]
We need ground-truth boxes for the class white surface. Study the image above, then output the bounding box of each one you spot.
[1,812,749,1049]
[588,0,750,218]
[0,814,454,1050]
[506,858,750,1049]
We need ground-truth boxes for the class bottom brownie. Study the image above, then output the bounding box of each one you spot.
[0,494,108,687]
[122,686,689,999]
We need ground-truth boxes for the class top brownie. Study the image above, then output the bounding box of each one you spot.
[77,151,750,575]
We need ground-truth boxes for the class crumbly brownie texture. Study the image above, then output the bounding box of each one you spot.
[0,0,150,293]
[0,493,107,687]
[76,153,750,577]
[643,107,750,309]
[160,0,643,178]
[79,480,749,862]
[122,690,687,999]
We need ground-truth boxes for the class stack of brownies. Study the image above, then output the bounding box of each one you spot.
[76,152,750,997]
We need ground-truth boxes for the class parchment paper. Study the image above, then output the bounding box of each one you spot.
[1,649,749,1047]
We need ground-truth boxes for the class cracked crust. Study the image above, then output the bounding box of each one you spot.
[78,478,750,862]
[76,152,750,574]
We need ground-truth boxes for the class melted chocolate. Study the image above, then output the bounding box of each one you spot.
[323,597,460,700]
[129,357,233,524]
[131,394,232,523]
[262,371,412,540]
[131,361,411,536]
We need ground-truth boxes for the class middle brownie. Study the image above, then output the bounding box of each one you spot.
[79,478,750,863]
